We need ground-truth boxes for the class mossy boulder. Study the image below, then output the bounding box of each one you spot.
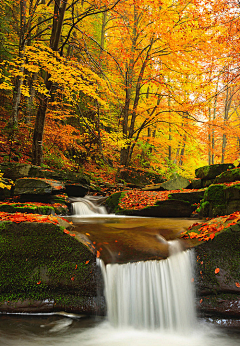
[0,219,103,314]
[198,182,240,217]
[195,163,234,180]
[197,184,226,217]
[214,167,240,184]
[0,163,90,186]
[194,223,240,318]
[105,191,126,213]
[182,216,240,318]
[117,199,192,218]
[13,178,65,196]
[0,203,68,215]
[168,190,205,205]
[116,167,164,186]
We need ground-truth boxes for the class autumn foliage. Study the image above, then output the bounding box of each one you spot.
[1,1,240,177]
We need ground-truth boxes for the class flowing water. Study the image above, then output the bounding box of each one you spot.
[1,198,239,345]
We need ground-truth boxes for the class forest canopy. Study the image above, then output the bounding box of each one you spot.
[1,0,240,180]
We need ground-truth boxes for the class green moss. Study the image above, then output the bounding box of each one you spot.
[195,225,240,291]
[204,184,225,202]
[105,192,126,213]
[0,222,95,303]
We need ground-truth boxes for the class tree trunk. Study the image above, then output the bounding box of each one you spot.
[10,0,27,128]
[32,0,68,165]
[32,95,48,165]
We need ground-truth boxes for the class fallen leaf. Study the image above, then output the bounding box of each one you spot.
[215,268,220,274]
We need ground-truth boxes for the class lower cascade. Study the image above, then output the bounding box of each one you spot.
[99,240,196,332]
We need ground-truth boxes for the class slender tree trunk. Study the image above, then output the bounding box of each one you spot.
[32,0,68,165]
[10,0,27,128]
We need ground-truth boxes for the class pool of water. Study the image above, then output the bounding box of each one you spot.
[0,315,239,346]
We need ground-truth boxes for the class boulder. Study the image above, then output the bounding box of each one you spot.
[0,218,104,315]
[117,199,192,218]
[193,222,240,318]
[197,182,240,217]
[0,163,90,186]
[214,167,240,184]
[160,175,190,191]
[195,163,235,180]
[168,190,205,205]
[190,179,202,189]
[14,178,65,196]
[116,167,164,186]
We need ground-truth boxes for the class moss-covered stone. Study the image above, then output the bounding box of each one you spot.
[214,167,240,184]
[0,163,90,186]
[195,164,234,180]
[194,225,240,296]
[116,167,164,186]
[105,191,126,213]
[0,203,55,215]
[0,221,99,311]
[117,199,192,218]
[168,190,205,204]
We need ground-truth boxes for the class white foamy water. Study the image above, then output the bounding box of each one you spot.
[98,240,196,332]
[71,197,107,216]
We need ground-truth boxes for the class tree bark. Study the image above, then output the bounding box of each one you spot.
[32,0,68,165]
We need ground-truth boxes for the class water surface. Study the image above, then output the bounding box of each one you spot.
[0,314,239,346]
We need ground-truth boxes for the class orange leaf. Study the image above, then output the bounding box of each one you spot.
[86,233,90,236]
[215,268,220,274]
[85,260,90,264]
[235,282,240,288]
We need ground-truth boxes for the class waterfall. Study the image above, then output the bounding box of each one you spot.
[71,196,107,215]
[98,240,196,332]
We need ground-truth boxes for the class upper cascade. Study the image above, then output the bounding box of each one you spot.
[71,196,107,216]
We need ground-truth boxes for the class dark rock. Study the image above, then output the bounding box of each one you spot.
[0,163,32,180]
[65,183,89,197]
[190,179,202,189]
[160,176,190,190]
[0,220,102,315]
[14,178,65,196]
[118,199,192,218]
[168,190,205,205]
[214,167,240,184]
[0,163,90,186]
[193,222,240,318]
[116,167,164,186]
[202,179,215,188]
[195,163,235,180]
